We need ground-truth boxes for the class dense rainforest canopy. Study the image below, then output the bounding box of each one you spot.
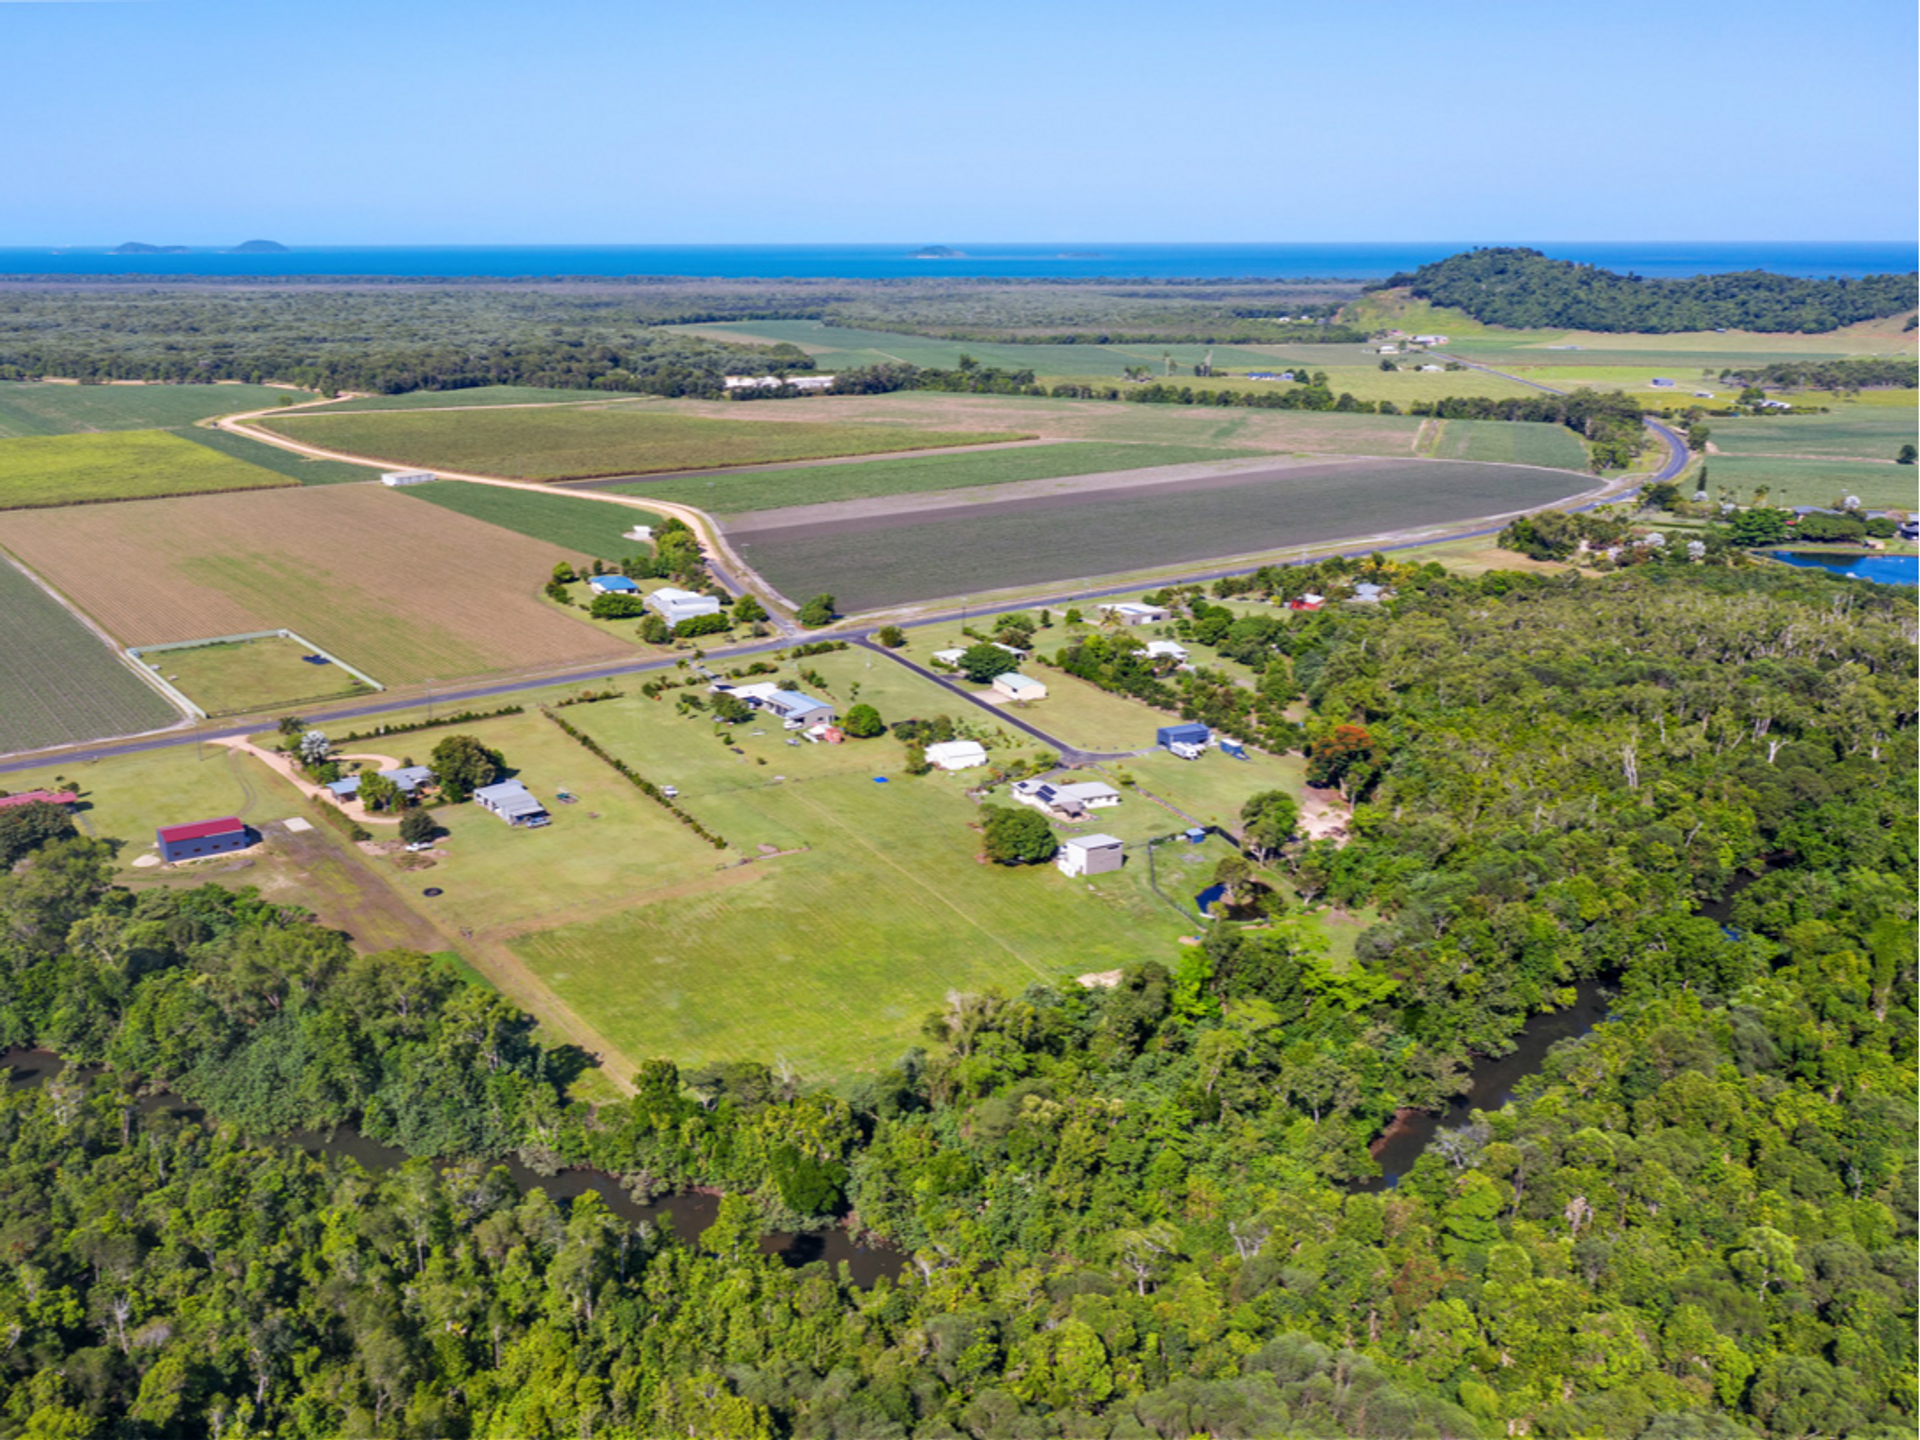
[0,564,1912,1439]
[1375,249,1918,334]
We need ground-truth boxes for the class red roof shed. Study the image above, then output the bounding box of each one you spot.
[157,817,246,844]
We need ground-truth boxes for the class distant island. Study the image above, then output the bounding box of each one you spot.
[109,239,289,255]
[910,246,966,259]
[1055,251,1105,260]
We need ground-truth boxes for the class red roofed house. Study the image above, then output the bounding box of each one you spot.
[0,791,78,810]
[157,817,251,864]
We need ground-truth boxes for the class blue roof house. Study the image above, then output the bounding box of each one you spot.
[588,575,640,595]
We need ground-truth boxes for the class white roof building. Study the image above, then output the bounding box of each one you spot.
[474,779,550,828]
[930,648,967,666]
[648,587,723,624]
[993,673,1047,702]
[1137,640,1189,661]
[1058,833,1125,877]
[924,740,988,771]
[379,470,435,487]
[1098,602,1169,625]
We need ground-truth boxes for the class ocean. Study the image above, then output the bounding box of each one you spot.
[0,242,1911,281]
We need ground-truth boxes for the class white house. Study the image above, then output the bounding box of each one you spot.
[1136,640,1189,662]
[648,586,723,624]
[379,470,435,487]
[1098,602,1169,626]
[1411,334,1449,346]
[1351,582,1390,603]
[724,374,837,391]
[623,524,654,543]
[1014,778,1121,820]
[1418,364,1445,372]
[1058,833,1125,878]
[993,673,1047,702]
[759,691,836,727]
[930,648,967,667]
[924,740,987,771]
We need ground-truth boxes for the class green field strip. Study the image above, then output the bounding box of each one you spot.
[614,441,1268,514]
[399,481,664,560]
[0,429,300,509]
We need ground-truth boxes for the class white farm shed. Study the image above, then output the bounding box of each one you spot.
[648,587,723,624]
[924,740,987,771]
[380,470,436,487]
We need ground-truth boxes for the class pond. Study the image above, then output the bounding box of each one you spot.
[2,1049,910,1287]
[1770,551,1918,586]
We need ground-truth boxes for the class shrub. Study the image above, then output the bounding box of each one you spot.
[842,703,885,738]
[980,805,1057,865]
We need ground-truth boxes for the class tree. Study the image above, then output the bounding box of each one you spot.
[551,561,576,584]
[430,734,504,802]
[639,613,672,644]
[1239,791,1299,859]
[357,772,402,814]
[732,594,769,623]
[957,643,1020,684]
[1686,423,1711,452]
[1725,508,1789,547]
[297,730,331,768]
[711,693,752,724]
[1305,725,1376,799]
[980,805,1057,865]
[875,625,906,648]
[673,612,731,638]
[0,800,78,866]
[797,594,836,628]
[588,592,647,620]
[842,704,885,738]
[398,809,437,845]
[1897,443,1916,464]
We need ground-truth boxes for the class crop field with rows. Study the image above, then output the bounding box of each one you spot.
[0,559,178,754]
[258,405,1030,480]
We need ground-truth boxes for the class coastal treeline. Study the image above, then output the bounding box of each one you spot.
[1378,248,1918,334]
[0,565,1912,1438]
[1716,358,1918,391]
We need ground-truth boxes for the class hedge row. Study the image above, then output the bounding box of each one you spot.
[332,706,524,744]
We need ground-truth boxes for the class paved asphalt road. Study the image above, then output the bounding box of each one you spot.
[2,414,1682,777]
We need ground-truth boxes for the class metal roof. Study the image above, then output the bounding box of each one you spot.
[1066,833,1123,850]
[157,817,245,844]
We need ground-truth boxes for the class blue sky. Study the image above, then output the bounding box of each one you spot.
[3,0,1914,243]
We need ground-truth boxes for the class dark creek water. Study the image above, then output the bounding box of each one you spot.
[1357,979,1612,1192]
[1,1049,909,1287]
[1357,864,1781,1191]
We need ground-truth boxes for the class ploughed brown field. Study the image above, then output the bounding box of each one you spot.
[0,486,638,685]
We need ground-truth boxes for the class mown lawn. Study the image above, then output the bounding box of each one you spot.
[616,441,1266,514]
[260,406,1032,480]
[0,430,298,509]
[150,635,374,718]
[399,481,662,560]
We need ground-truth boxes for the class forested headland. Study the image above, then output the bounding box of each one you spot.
[0,564,1912,1438]
[1375,249,1918,334]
